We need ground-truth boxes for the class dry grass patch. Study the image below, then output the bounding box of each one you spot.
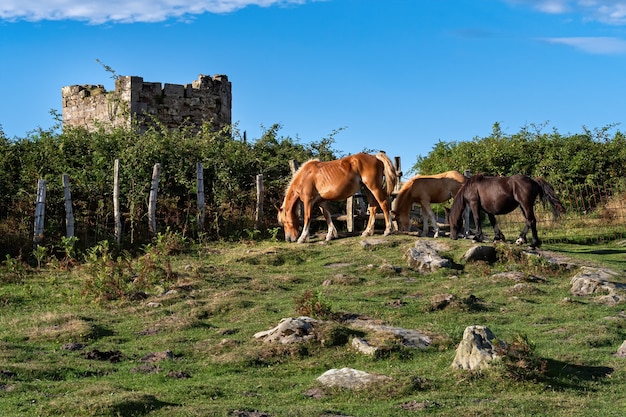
[27,312,95,343]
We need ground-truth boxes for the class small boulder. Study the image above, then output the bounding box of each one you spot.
[463,245,497,263]
[451,325,505,370]
[253,317,320,344]
[404,241,451,272]
[317,367,391,390]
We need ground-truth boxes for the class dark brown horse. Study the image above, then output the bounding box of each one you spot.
[448,174,565,248]
[277,152,397,243]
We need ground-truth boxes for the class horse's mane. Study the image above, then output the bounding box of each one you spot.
[464,174,484,186]
[286,159,320,192]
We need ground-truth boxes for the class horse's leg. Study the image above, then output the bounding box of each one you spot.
[319,202,339,241]
[364,186,394,236]
[489,213,506,242]
[297,202,313,243]
[517,205,540,248]
[463,206,471,236]
[363,205,378,236]
[423,203,440,238]
[468,202,484,242]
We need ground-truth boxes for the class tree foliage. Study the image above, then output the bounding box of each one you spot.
[413,122,626,187]
[0,122,339,259]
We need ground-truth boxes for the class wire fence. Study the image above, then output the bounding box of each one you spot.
[417,181,626,245]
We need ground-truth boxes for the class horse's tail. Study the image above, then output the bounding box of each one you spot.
[376,151,398,196]
[535,178,566,219]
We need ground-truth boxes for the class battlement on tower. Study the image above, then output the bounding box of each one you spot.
[62,74,232,133]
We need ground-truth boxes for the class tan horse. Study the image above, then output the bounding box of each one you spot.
[392,170,466,237]
[277,152,398,243]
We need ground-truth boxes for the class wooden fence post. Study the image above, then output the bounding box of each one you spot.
[62,174,75,239]
[113,159,121,244]
[346,196,355,233]
[33,179,46,245]
[148,163,162,236]
[196,162,205,232]
[256,174,264,229]
[393,156,403,193]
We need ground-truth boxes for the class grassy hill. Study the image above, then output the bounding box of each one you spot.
[1,233,625,416]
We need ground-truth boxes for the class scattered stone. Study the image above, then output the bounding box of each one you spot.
[253,317,320,344]
[167,370,191,379]
[231,410,272,417]
[431,293,455,310]
[399,400,441,411]
[351,337,379,356]
[570,267,626,305]
[302,387,325,399]
[463,245,497,263]
[451,325,505,370]
[404,241,451,272]
[360,238,391,250]
[343,317,431,349]
[147,302,162,308]
[316,367,391,390]
[139,328,159,336]
[61,342,85,351]
[615,340,626,358]
[130,364,160,374]
[83,349,124,363]
[508,283,541,295]
[141,349,174,362]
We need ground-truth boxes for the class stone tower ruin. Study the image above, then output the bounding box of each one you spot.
[62,74,231,133]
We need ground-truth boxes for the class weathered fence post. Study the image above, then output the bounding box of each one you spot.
[148,163,162,236]
[62,174,75,239]
[197,162,205,233]
[256,174,264,229]
[346,195,355,233]
[393,156,403,193]
[113,159,121,244]
[33,179,46,245]
[463,169,471,234]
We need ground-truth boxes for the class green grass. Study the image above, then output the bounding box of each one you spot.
[1,234,625,416]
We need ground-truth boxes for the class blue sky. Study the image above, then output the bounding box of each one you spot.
[2,0,626,172]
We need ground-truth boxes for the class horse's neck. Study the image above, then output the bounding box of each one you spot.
[283,186,300,211]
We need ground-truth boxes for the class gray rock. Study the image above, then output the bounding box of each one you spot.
[316,367,391,390]
[463,245,497,263]
[404,241,451,272]
[451,325,505,370]
[253,317,321,344]
[570,267,626,305]
[344,318,432,349]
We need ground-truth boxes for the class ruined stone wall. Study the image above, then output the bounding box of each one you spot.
[62,74,232,133]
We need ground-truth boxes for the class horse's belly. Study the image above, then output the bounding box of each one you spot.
[486,201,518,215]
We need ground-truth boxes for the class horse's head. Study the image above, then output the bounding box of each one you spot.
[276,204,300,242]
[448,196,465,240]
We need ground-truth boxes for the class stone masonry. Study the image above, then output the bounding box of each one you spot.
[61,74,232,133]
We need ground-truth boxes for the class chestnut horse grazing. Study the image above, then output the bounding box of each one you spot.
[392,170,466,237]
[277,152,398,243]
[448,174,565,248]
